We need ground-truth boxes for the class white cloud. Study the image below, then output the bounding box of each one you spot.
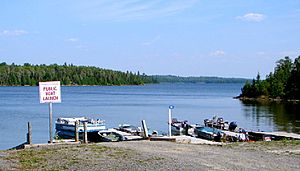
[76,44,89,51]
[142,35,161,46]
[0,30,29,36]
[66,38,79,42]
[71,0,199,21]
[210,50,226,57]
[236,13,266,22]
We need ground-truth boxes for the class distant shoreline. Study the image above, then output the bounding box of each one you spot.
[0,82,246,87]
[235,96,300,104]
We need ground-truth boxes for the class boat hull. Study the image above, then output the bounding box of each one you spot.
[56,123,106,133]
[195,126,222,141]
[55,117,106,141]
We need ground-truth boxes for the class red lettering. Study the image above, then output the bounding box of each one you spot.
[43,86,59,91]
[43,96,59,101]
[45,91,56,96]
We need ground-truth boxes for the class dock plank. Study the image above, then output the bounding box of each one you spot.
[252,131,300,140]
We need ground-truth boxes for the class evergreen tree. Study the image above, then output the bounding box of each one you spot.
[0,62,156,86]
[240,56,300,100]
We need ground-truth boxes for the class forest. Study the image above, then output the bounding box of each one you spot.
[153,75,248,83]
[240,55,300,100]
[0,62,157,86]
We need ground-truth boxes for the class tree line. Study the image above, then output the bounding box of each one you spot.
[0,62,157,86]
[153,75,249,83]
[240,55,300,100]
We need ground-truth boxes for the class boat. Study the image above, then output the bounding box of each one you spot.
[117,124,142,135]
[203,116,250,142]
[194,126,223,141]
[98,129,125,142]
[204,116,229,130]
[98,129,126,142]
[171,118,197,136]
[55,117,106,140]
[171,118,190,136]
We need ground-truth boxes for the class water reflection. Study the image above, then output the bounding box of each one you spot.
[241,100,300,133]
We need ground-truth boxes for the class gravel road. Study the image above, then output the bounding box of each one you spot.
[0,140,299,171]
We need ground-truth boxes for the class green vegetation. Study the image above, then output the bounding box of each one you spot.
[0,62,157,86]
[225,140,300,157]
[240,56,300,100]
[5,149,47,170]
[0,62,249,86]
[153,75,249,83]
[2,144,137,170]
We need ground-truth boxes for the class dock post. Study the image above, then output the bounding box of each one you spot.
[27,122,32,145]
[141,120,149,138]
[83,122,88,143]
[75,121,79,142]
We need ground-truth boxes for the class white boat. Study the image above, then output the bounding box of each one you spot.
[55,117,106,139]
[117,124,142,135]
[171,118,190,136]
[98,129,143,142]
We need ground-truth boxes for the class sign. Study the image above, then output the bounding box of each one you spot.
[39,81,61,103]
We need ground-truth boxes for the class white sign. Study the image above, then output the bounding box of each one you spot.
[39,81,61,103]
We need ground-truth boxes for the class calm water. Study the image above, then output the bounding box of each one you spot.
[0,83,299,150]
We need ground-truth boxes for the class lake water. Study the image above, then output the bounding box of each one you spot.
[0,83,299,150]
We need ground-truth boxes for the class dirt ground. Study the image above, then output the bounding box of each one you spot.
[0,140,300,171]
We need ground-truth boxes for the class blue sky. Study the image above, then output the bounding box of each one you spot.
[0,0,300,78]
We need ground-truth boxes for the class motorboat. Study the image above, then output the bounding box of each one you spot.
[98,129,126,142]
[55,117,106,139]
[117,124,142,135]
[171,118,190,136]
[194,126,223,141]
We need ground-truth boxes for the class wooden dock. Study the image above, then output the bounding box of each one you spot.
[250,131,300,140]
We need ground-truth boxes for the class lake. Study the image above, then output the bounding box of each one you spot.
[0,83,299,150]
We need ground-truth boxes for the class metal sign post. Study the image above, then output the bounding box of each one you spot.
[168,105,174,137]
[49,102,53,143]
[39,81,61,144]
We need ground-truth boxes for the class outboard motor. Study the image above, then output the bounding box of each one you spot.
[204,119,210,126]
[229,122,237,131]
[217,117,223,123]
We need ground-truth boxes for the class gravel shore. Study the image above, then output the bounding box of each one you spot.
[0,140,300,171]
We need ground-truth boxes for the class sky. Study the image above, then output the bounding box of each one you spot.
[0,0,300,78]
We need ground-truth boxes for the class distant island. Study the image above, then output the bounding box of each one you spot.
[237,55,300,102]
[0,62,249,86]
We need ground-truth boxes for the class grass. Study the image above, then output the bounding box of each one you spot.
[5,149,47,170]
[87,144,111,153]
[250,139,300,147]
[4,143,136,170]
[224,140,300,153]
